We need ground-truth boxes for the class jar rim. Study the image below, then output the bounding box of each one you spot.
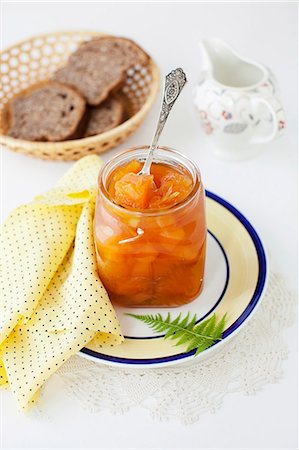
[98,145,202,217]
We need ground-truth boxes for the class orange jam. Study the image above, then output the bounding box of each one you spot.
[94,147,207,307]
[109,159,193,210]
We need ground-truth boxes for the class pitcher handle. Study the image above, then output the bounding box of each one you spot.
[250,95,286,144]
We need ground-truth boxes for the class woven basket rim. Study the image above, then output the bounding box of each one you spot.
[0,30,110,54]
[0,30,160,151]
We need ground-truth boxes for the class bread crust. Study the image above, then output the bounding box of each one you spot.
[54,37,149,106]
[6,82,86,142]
[83,96,124,137]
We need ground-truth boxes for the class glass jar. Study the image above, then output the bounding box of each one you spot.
[94,146,207,307]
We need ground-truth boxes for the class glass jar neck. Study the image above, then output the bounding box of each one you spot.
[98,146,202,217]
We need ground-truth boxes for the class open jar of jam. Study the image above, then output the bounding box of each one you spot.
[94,146,207,307]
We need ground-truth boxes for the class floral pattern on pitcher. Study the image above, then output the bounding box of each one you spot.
[194,71,283,137]
[193,39,286,158]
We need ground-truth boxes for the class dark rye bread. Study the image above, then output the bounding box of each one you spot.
[7,82,86,142]
[54,37,149,106]
[84,97,124,137]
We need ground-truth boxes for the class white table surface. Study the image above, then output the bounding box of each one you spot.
[1,2,298,449]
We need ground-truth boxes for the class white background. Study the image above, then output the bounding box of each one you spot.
[1,2,298,449]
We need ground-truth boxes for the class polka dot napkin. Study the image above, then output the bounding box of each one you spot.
[0,155,123,409]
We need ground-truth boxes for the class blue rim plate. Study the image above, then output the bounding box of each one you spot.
[79,191,268,368]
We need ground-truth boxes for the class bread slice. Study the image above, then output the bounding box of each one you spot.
[83,96,123,137]
[7,82,86,142]
[54,37,149,106]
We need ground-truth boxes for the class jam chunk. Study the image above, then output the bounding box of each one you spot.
[110,160,193,210]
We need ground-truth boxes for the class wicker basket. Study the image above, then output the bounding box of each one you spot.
[0,31,159,161]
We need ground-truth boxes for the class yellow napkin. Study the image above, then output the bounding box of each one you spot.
[0,155,123,409]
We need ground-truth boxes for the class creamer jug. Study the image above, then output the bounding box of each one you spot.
[194,38,286,159]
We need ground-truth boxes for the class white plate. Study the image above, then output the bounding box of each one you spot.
[79,191,268,367]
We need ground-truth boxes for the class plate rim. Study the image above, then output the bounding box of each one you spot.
[79,190,268,367]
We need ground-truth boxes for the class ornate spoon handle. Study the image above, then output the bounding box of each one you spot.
[138,68,187,175]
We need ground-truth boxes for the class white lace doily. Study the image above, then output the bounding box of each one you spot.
[56,272,296,424]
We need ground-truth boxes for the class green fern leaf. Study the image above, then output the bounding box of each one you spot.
[214,313,227,340]
[166,312,191,340]
[126,311,227,356]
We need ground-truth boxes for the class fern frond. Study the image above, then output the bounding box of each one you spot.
[126,312,227,356]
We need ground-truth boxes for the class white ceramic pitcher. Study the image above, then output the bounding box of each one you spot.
[194,38,286,159]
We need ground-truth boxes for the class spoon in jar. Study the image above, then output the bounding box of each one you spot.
[138,67,187,176]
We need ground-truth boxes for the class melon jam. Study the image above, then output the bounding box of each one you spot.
[94,146,207,307]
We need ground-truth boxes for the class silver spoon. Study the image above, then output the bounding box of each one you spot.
[138,67,187,176]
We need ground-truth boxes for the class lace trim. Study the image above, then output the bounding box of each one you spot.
[56,273,296,424]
